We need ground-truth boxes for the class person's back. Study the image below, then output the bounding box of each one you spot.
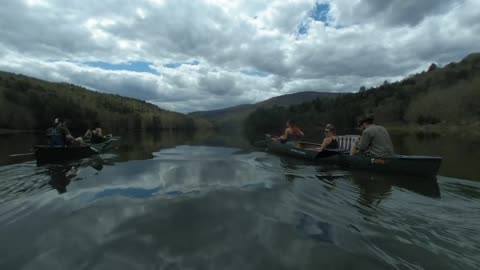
[47,118,67,147]
[90,128,104,143]
[358,124,394,158]
[276,120,304,145]
[286,127,303,142]
[90,122,104,143]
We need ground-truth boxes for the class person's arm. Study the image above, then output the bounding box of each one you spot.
[279,128,290,140]
[96,128,103,137]
[273,128,287,141]
[351,142,357,155]
[83,129,91,138]
[357,130,371,152]
[66,134,75,141]
[62,127,75,141]
[315,137,332,152]
[62,126,71,137]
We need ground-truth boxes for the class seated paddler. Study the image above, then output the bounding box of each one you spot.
[311,124,339,152]
[274,119,304,145]
[82,122,104,143]
[46,117,76,147]
[352,114,394,158]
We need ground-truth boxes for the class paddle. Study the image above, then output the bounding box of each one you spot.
[87,135,117,153]
[252,134,276,147]
[9,152,35,157]
[9,147,35,157]
[89,146,100,153]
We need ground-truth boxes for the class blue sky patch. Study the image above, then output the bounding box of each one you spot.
[84,61,160,75]
[311,2,330,24]
[297,21,310,36]
[296,2,331,37]
[164,60,200,69]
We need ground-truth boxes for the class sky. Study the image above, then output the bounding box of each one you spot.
[0,0,479,113]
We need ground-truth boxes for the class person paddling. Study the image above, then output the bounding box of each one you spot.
[352,114,394,158]
[46,117,76,147]
[82,122,104,143]
[312,124,339,152]
[274,119,304,145]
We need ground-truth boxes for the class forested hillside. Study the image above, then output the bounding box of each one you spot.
[245,53,480,136]
[0,71,198,131]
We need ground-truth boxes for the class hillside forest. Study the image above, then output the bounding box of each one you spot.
[0,71,198,131]
[245,53,480,136]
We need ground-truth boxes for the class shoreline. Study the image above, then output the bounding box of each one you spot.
[0,129,42,135]
[2,124,480,136]
[0,128,202,136]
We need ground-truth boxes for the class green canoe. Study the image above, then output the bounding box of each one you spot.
[35,136,116,164]
[266,136,442,178]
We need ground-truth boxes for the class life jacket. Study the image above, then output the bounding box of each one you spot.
[46,127,66,147]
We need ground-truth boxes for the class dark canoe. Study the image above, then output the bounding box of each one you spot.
[337,154,442,178]
[35,138,115,164]
[266,138,442,178]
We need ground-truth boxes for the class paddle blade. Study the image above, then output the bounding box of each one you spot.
[9,152,35,157]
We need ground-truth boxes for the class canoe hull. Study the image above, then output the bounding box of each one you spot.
[35,146,96,164]
[266,139,442,178]
[336,154,442,178]
[34,139,114,164]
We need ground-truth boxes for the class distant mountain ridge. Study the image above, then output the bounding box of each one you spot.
[189,91,339,128]
[258,91,338,107]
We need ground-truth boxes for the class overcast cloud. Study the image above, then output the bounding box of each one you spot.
[0,0,479,112]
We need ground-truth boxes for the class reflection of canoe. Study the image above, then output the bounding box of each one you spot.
[266,136,442,178]
[350,171,441,198]
[34,137,115,164]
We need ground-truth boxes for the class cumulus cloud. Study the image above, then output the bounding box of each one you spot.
[0,0,479,112]
[329,0,462,27]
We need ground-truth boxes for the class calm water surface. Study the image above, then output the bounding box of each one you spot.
[0,131,479,270]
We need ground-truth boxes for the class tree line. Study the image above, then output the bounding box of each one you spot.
[0,71,199,131]
[245,53,480,137]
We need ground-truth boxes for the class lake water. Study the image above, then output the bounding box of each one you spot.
[0,131,479,270]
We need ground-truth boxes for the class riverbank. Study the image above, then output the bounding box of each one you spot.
[0,129,42,135]
[0,125,212,136]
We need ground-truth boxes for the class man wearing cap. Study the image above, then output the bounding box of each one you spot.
[353,114,394,158]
